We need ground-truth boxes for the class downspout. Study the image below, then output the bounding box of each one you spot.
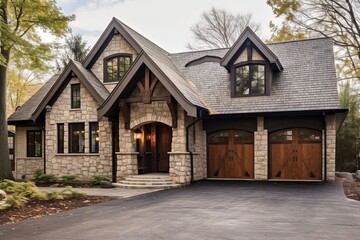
[323,112,327,182]
[42,126,46,174]
[186,118,200,183]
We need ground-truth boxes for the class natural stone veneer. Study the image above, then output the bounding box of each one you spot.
[91,34,138,91]
[254,116,268,180]
[117,98,198,184]
[326,115,336,181]
[45,77,112,180]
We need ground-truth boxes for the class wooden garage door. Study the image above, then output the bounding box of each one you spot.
[269,129,322,180]
[208,130,254,179]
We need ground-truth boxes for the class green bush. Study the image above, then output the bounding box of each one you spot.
[91,175,110,185]
[0,180,86,211]
[61,175,81,186]
[33,170,57,185]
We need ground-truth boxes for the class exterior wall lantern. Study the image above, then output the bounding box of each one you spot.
[134,128,142,140]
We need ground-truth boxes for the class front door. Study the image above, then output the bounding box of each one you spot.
[137,123,172,173]
[208,130,254,178]
[269,128,322,180]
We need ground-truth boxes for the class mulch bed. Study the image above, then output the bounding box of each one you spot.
[0,196,116,225]
[339,180,360,201]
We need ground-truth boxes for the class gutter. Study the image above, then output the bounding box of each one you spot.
[186,118,200,183]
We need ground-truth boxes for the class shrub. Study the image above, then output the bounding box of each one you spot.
[91,175,110,185]
[33,170,57,185]
[0,180,86,211]
[61,175,81,186]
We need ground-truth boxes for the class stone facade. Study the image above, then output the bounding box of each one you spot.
[326,115,336,181]
[254,116,268,180]
[91,34,138,92]
[14,126,44,180]
[45,77,112,180]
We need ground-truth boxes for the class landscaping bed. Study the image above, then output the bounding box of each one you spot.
[0,196,115,225]
[339,179,360,201]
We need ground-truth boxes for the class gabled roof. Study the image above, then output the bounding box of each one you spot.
[97,18,207,117]
[9,60,110,124]
[170,38,340,115]
[98,51,203,118]
[220,27,283,72]
[8,74,59,124]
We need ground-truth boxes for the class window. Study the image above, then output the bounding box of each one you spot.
[208,132,229,144]
[71,84,81,108]
[27,131,42,157]
[57,124,64,153]
[69,123,85,153]
[89,122,99,153]
[235,64,265,96]
[104,55,131,82]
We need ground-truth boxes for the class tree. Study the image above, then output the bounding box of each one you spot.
[59,33,90,68]
[336,82,360,171]
[187,7,261,50]
[266,0,360,81]
[267,21,309,43]
[0,0,73,180]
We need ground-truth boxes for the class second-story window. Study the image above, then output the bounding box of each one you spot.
[235,64,265,96]
[71,84,81,108]
[104,55,132,83]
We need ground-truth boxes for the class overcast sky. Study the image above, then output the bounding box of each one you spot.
[56,0,281,53]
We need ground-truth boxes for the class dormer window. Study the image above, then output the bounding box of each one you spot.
[235,64,265,96]
[104,54,132,83]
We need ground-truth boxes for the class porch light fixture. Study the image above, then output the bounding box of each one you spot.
[134,128,142,140]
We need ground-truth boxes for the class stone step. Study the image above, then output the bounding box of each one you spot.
[119,180,174,185]
[113,183,182,189]
[129,175,171,180]
[124,177,173,182]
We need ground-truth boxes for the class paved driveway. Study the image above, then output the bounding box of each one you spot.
[1,181,360,240]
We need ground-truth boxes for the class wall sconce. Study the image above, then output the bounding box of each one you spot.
[134,128,142,140]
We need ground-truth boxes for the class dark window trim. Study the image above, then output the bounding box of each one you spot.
[89,122,99,153]
[103,53,132,83]
[71,84,81,109]
[68,122,85,154]
[27,130,42,157]
[57,123,64,153]
[231,61,267,97]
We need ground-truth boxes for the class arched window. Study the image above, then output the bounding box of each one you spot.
[104,54,132,82]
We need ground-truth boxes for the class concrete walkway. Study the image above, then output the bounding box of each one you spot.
[38,186,162,198]
[1,181,360,240]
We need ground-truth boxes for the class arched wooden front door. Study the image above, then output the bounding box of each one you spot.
[269,128,322,180]
[208,130,254,179]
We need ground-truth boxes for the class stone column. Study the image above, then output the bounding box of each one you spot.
[169,107,191,184]
[326,115,336,181]
[254,116,268,180]
[116,113,138,181]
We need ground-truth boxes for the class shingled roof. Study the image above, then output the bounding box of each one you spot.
[170,38,340,115]
[8,60,110,124]
[8,74,59,124]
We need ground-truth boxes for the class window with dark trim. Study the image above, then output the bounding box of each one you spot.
[89,122,99,153]
[69,123,85,153]
[57,123,64,153]
[235,64,265,96]
[104,54,132,82]
[71,84,81,108]
[27,130,42,157]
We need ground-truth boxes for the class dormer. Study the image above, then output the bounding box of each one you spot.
[220,27,283,97]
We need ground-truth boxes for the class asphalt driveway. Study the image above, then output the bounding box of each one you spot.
[1,181,360,240]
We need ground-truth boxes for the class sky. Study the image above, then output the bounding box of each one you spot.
[56,0,281,53]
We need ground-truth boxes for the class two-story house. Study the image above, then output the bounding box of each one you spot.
[8,18,347,185]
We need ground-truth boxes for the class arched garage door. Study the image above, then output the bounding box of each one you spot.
[208,130,254,179]
[269,128,322,180]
